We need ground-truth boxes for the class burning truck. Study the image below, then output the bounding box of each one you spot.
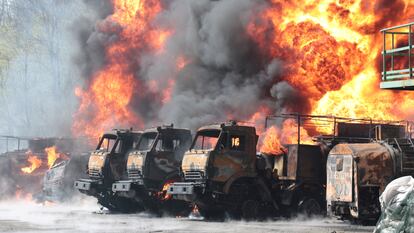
[74,129,142,211]
[42,152,90,202]
[75,126,192,215]
[112,125,192,216]
[167,115,413,220]
[0,136,91,201]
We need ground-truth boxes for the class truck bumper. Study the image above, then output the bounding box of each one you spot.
[167,182,206,202]
[167,182,195,195]
[112,179,144,192]
[74,179,102,191]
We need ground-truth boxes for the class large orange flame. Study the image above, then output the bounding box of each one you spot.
[72,0,168,140]
[249,0,414,121]
[21,152,42,174]
[248,0,414,150]
[73,0,414,150]
[260,119,314,155]
[260,126,283,155]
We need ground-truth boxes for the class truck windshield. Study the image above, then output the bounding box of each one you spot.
[154,135,182,152]
[192,130,220,150]
[137,132,157,151]
[97,135,119,153]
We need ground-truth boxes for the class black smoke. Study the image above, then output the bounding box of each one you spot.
[74,0,307,131]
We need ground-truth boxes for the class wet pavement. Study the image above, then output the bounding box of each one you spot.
[0,199,374,233]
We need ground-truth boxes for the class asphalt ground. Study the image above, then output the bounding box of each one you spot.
[0,198,375,233]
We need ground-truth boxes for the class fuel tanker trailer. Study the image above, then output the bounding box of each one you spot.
[327,140,414,222]
[74,129,142,212]
[112,125,192,216]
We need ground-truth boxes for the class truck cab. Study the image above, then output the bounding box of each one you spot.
[112,125,192,214]
[168,121,276,219]
[74,129,141,211]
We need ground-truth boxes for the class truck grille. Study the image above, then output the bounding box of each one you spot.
[88,168,101,178]
[184,170,204,181]
[128,169,142,179]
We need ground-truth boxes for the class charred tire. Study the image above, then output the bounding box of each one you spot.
[227,179,267,220]
[162,200,192,217]
[298,197,322,217]
[98,195,144,213]
[241,199,260,221]
[141,199,163,216]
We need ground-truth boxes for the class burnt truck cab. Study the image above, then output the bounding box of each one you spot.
[167,122,275,218]
[326,143,400,221]
[111,125,191,213]
[42,152,90,201]
[74,129,141,210]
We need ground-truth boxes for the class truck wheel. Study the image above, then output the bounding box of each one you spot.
[298,197,322,217]
[162,200,192,217]
[98,195,143,213]
[242,199,259,221]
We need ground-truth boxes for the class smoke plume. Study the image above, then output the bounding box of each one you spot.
[73,0,308,135]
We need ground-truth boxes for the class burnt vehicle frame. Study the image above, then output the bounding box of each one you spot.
[0,136,91,200]
[74,129,142,211]
[326,130,414,222]
[169,121,276,219]
[272,115,414,221]
[112,125,192,215]
[168,114,412,219]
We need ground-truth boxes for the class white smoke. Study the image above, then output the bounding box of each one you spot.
[0,0,109,139]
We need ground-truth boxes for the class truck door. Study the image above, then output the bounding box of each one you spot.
[109,139,126,181]
[211,131,249,183]
[326,154,354,202]
[148,133,180,182]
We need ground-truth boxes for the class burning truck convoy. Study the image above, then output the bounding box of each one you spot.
[3,0,414,231]
[5,112,414,224]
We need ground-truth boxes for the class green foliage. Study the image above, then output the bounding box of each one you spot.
[0,17,18,87]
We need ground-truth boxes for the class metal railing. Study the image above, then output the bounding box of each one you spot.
[265,113,413,145]
[381,22,414,82]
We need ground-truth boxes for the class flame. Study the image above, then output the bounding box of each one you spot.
[162,79,176,104]
[73,0,414,150]
[247,0,414,148]
[176,56,190,70]
[157,181,173,201]
[260,126,284,155]
[72,0,168,139]
[21,152,42,174]
[260,119,314,155]
[249,0,414,121]
[14,188,33,201]
[45,146,68,168]
[281,119,314,144]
